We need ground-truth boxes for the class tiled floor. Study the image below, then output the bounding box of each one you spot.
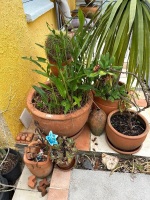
[13,96,150,200]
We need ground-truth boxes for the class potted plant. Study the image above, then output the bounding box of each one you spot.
[44,26,73,76]
[23,127,53,178]
[84,0,150,89]
[46,131,77,170]
[86,53,130,115]
[105,78,150,154]
[22,12,93,137]
[0,148,22,185]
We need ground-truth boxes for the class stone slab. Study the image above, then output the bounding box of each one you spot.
[69,169,150,200]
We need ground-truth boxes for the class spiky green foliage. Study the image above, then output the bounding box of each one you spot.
[85,0,150,88]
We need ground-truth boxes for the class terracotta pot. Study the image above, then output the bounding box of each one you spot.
[49,58,72,76]
[93,96,123,115]
[23,141,53,178]
[56,157,76,171]
[88,108,107,136]
[105,110,149,154]
[27,86,93,137]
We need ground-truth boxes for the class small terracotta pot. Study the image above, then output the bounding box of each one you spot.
[93,96,123,115]
[23,141,53,178]
[105,110,149,154]
[48,58,72,76]
[27,84,93,137]
[56,157,76,171]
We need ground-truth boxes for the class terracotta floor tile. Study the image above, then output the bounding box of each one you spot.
[75,123,91,151]
[47,188,68,200]
[136,99,147,107]
[50,167,71,189]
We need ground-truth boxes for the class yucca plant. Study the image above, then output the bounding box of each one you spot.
[85,0,150,89]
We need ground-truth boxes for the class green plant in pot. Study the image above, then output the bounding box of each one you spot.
[44,26,73,76]
[0,123,22,185]
[105,76,150,155]
[85,53,130,115]
[84,0,150,89]
[46,131,77,170]
[22,11,94,137]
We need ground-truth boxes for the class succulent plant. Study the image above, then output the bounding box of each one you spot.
[46,131,77,165]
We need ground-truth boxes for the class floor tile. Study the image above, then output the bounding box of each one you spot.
[12,166,50,200]
[47,188,68,200]
[50,167,71,189]
[75,124,90,151]
[91,130,150,157]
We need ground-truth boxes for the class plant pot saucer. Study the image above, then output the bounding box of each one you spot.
[105,136,142,155]
[70,127,84,140]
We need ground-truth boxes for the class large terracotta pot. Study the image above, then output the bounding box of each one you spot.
[93,96,123,115]
[106,110,149,154]
[23,141,53,178]
[27,86,93,137]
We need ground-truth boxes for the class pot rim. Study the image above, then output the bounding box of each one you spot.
[107,109,149,139]
[27,83,93,120]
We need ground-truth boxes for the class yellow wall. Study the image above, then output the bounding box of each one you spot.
[0,0,58,139]
[0,0,76,140]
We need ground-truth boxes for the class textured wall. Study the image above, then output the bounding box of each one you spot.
[0,0,57,139]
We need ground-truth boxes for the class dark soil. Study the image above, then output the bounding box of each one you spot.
[75,151,150,175]
[111,112,145,136]
[32,87,88,114]
[0,153,18,174]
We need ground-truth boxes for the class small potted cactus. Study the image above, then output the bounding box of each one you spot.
[46,131,77,170]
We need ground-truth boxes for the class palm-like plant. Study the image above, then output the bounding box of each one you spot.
[85,0,150,88]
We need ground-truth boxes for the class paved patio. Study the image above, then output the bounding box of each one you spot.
[12,102,150,200]
[12,69,150,200]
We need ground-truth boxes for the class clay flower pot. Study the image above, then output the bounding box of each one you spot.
[49,58,72,76]
[93,96,123,115]
[23,141,53,178]
[27,87,93,137]
[57,157,76,171]
[105,110,149,154]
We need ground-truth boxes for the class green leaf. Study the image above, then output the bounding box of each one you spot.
[61,100,71,114]
[37,57,47,63]
[32,70,49,78]
[32,85,48,104]
[137,0,144,75]
[73,96,82,107]
[128,0,137,33]
[35,43,45,49]
[99,71,107,76]
[38,82,52,91]
[102,0,124,42]
[51,77,66,99]
[112,3,130,56]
